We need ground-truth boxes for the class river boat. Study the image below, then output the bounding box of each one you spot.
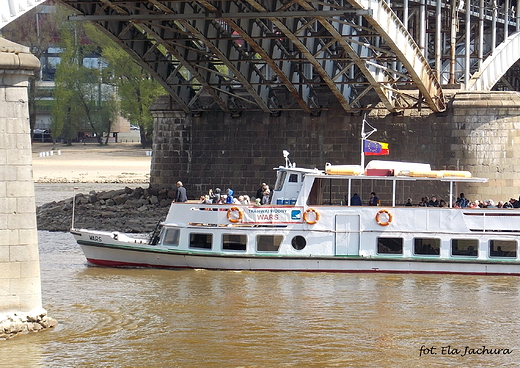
[71,149,520,276]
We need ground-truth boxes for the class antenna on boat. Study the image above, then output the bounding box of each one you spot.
[283,150,291,168]
[361,114,377,172]
[71,187,78,230]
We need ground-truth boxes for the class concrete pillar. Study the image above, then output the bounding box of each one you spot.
[0,39,56,339]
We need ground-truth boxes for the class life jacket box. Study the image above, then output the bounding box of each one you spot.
[365,169,394,176]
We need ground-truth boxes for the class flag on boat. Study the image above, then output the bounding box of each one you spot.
[363,139,389,155]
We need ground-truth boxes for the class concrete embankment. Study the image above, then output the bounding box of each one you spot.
[36,186,175,233]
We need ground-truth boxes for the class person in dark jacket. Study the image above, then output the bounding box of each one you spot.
[427,196,439,207]
[175,181,188,202]
[368,192,379,206]
[456,193,469,208]
[351,193,362,206]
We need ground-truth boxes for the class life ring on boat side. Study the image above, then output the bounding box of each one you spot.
[227,206,243,223]
[303,208,320,225]
[375,209,393,226]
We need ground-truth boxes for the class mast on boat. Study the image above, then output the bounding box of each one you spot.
[360,115,378,172]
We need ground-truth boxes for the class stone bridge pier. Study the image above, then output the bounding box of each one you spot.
[150,92,520,205]
[0,39,56,339]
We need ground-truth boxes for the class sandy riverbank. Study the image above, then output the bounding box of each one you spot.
[32,142,151,183]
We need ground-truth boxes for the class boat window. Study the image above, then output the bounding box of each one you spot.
[162,228,180,246]
[256,235,283,252]
[451,239,478,257]
[414,238,440,256]
[291,235,306,250]
[289,174,298,183]
[489,240,517,258]
[377,238,403,254]
[222,234,247,251]
[189,233,213,250]
[307,178,324,206]
[274,171,287,191]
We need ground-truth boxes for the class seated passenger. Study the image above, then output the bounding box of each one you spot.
[368,192,379,206]
[427,196,439,207]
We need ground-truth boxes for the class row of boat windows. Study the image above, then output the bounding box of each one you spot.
[380,238,517,258]
[162,228,517,257]
[162,228,290,251]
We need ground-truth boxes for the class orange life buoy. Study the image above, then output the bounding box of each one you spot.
[227,206,243,223]
[375,209,393,226]
[303,208,320,225]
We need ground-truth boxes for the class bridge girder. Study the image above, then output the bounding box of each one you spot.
[5,0,520,114]
[468,32,520,91]
[65,0,446,114]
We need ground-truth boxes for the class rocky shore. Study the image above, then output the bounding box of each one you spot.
[0,309,58,340]
[36,185,176,233]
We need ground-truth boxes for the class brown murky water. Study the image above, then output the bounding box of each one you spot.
[3,185,520,367]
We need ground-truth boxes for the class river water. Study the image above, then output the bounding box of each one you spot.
[3,184,520,367]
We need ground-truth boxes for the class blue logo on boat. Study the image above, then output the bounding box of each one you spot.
[291,210,301,220]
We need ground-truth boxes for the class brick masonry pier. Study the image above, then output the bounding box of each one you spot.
[150,92,520,206]
[0,39,57,339]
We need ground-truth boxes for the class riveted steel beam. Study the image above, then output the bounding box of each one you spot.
[293,0,396,111]
[468,32,520,91]
[346,0,446,112]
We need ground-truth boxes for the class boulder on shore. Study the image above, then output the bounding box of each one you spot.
[37,185,176,233]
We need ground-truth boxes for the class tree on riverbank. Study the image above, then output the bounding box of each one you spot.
[89,28,165,148]
[51,18,119,146]
[5,2,163,147]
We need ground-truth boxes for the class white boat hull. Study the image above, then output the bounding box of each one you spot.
[72,229,520,275]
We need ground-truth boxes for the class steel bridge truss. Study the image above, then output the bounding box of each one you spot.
[4,0,520,114]
[65,0,446,114]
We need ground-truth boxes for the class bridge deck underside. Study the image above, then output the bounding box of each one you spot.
[5,0,520,114]
[65,0,447,114]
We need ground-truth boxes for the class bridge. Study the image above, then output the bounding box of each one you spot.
[2,0,520,116]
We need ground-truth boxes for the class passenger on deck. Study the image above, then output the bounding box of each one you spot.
[261,187,271,205]
[239,195,250,205]
[469,200,480,208]
[439,199,447,208]
[455,193,469,208]
[368,192,379,206]
[427,196,439,207]
[211,188,221,203]
[419,197,428,207]
[175,181,188,202]
[405,198,413,206]
[484,199,496,208]
[226,188,234,204]
[351,193,362,206]
[256,183,267,199]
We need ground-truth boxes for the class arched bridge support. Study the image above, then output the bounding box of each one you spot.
[468,32,520,91]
